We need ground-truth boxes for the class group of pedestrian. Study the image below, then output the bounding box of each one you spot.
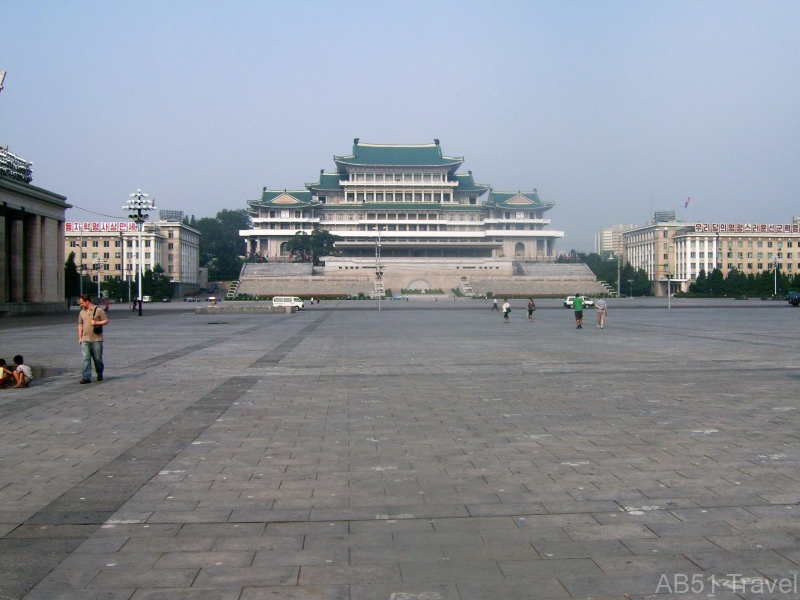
[0,355,33,388]
[496,295,610,329]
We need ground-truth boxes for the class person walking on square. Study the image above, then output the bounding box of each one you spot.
[11,355,33,388]
[573,294,584,329]
[527,298,536,322]
[78,294,108,384]
[595,296,608,328]
[492,298,499,311]
[502,299,510,323]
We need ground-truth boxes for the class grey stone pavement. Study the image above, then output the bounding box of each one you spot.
[1,297,799,600]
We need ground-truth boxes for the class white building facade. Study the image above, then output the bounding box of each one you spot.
[240,140,564,262]
[65,220,200,286]
[623,220,800,296]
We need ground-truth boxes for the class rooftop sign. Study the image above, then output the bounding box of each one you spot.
[694,223,800,234]
[65,222,140,232]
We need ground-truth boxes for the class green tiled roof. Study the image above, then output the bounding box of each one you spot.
[454,172,490,194]
[485,191,554,210]
[305,172,342,192]
[334,140,464,168]
[248,189,317,209]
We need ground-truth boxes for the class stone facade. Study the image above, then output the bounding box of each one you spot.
[0,177,70,316]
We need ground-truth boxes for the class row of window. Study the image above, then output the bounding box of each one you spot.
[263,210,543,221]
[351,172,446,182]
[70,240,178,249]
[345,192,458,203]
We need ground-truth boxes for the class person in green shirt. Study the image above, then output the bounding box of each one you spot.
[573,295,584,329]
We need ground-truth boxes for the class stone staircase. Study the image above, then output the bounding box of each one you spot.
[459,277,475,297]
[371,279,385,299]
[226,281,240,299]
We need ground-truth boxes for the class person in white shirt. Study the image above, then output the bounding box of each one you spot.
[595,297,608,329]
[502,299,511,323]
[11,355,33,388]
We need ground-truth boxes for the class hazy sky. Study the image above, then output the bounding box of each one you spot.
[2,0,799,251]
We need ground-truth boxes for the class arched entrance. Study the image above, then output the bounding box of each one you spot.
[515,242,525,257]
[406,278,432,290]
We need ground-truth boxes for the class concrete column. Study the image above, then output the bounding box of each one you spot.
[10,213,25,303]
[41,217,59,302]
[0,210,7,302]
[57,220,65,301]
[24,214,43,302]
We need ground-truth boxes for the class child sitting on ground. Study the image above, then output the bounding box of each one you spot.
[11,355,33,388]
[0,359,14,387]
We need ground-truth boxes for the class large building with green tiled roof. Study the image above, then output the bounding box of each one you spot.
[240,139,563,261]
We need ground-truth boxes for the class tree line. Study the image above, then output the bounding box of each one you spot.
[557,252,652,296]
[686,268,797,297]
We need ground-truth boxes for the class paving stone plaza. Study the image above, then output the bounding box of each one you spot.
[1,299,799,600]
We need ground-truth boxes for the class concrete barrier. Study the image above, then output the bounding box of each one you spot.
[194,305,295,314]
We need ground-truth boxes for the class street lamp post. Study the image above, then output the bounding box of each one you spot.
[773,259,779,297]
[123,190,156,316]
[665,274,673,309]
[375,227,384,311]
[93,258,106,300]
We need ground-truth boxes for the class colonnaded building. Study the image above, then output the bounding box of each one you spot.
[623,218,800,297]
[0,147,70,316]
[236,140,601,298]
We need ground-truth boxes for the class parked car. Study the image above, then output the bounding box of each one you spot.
[142,296,152,303]
[563,295,594,308]
[184,297,199,302]
[391,295,408,301]
[161,298,171,303]
[272,296,304,309]
[787,291,800,306]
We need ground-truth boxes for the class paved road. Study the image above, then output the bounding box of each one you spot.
[1,299,799,599]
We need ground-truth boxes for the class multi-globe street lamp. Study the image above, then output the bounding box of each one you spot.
[123,190,156,316]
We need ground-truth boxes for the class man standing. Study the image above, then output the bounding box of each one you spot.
[78,294,108,384]
[502,299,511,323]
[595,296,608,328]
[573,295,584,329]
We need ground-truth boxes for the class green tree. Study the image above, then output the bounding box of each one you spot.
[286,230,342,265]
[193,209,251,277]
[142,265,173,299]
[708,268,725,296]
[64,252,81,299]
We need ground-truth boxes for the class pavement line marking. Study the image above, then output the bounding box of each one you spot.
[249,312,330,367]
[0,375,260,600]
[0,323,273,422]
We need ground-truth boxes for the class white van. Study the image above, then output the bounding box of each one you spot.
[272,296,304,309]
[141,296,152,303]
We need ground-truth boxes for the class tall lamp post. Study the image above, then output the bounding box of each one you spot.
[123,190,156,316]
[665,271,673,309]
[773,259,779,297]
[93,258,106,300]
[375,227,384,311]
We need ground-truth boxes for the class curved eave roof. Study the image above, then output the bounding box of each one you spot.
[334,143,464,168]
[248,190,319,208]
[453,173,490,194]
[485,191,554,210]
